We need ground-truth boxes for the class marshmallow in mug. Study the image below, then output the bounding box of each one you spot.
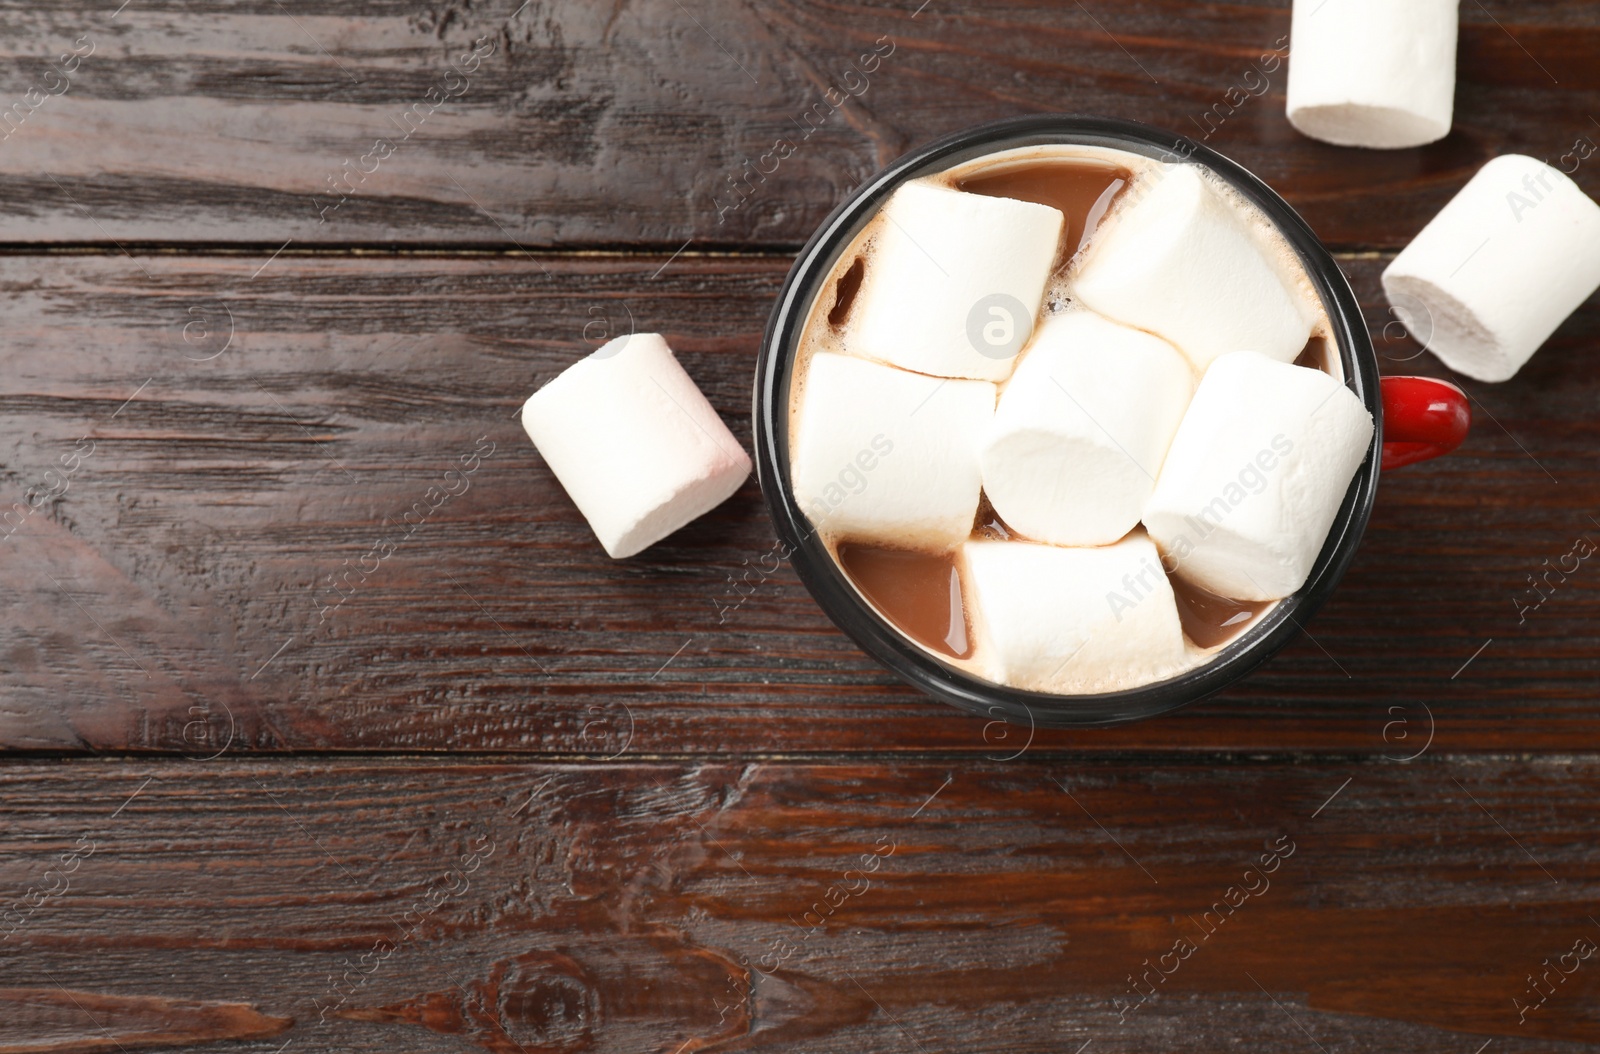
[980,310,1194,547]
[1383,154,1600,383]
[1072,165,1314,369]
[850,182,1063,382]
[1286,0,1459,149]
[520,333,751,559]
[1144,351,1374,602]
[963,532,1190,695]
[791,351,995,549]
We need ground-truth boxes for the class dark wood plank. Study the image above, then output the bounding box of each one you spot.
[4,756,1600,1052]
[0,1,1594,251]
[0,250,1596,755]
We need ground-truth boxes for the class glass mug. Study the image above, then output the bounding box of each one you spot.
[753,115,1470,728]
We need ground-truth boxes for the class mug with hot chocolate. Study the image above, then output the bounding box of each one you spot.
[755,116,1470,727]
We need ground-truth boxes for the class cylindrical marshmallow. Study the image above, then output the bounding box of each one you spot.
[521,333,751,559]
[1382,154,1600,382]
[851,181,1063,382]
[790,351,994,549]
[1072,164,1314,369]
[1143,351,1374,602]
[980,310,1193,546]
[963,533,1191,695]
[1286,0,1458,149]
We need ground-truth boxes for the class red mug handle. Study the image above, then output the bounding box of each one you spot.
[1381,376,1470,471]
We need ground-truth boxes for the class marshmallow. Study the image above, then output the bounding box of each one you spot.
[521,333,750,559]
[1286,0,1458,149]
[1143,351,1374,601]
[791,351,994,549]
[1383,154,1600,382]
[980,311,1193,546]
[1072,165,1314,369]
[851,182,1063,382]
[963,533,1190,694]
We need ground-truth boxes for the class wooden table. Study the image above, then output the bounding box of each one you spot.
[2,2,1598,1050]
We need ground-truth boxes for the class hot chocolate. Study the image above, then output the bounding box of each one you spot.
[786,144,1373,695]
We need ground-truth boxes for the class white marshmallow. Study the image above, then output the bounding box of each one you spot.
[1143,351,1374,601]
[791,351,994,549]
[1382,154,1600,382]
[980,311,1194,546]
[963,533,1190,694]
[851,182,1063,382]
[1072,165,1314,369]
[1286,0,1458,150]
[521,333,750,559]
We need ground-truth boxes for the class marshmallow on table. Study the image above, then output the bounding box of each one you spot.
[521,333,750,559]
[1286,0,1458,150]
[791,351,994,549]
[1383,154,1600,383]
[1071,165,1314,369]
[850,182,1063,382]
[963,533,1189,694]
[1143,351,1374,601]
[980,310,1193,547]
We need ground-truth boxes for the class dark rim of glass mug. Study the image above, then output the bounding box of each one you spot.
[752,114,1381,729]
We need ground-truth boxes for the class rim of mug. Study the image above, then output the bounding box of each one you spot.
[753,114,1382,729]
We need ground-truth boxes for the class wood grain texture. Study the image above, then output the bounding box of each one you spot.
[0,0,1594,250]
[0,250,1596,755]
[0,990,289,1053]
[4,757,1600,1053]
